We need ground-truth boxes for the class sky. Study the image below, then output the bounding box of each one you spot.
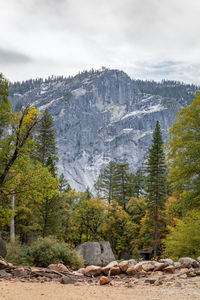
[0,0,200,84]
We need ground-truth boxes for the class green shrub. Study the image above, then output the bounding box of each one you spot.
[132,247,140,260]
[29,237,83,269]
[163,209,200,260]
[6,241,32,265]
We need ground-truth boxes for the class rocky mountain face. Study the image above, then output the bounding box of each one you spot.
[10,69,198,191]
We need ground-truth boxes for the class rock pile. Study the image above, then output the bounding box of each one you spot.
[1,256,200,288]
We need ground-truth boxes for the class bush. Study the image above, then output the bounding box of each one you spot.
[163,210,200,260]
[29,237,83,269]
[6,241,32,265]
[132,247,140,260]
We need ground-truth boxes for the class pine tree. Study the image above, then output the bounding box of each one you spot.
[145,121,167,257]
[166,92,200,210]
[0,73,11,137]
[98,161,118,203]
[113,163,129,210]
[34,109,59,237]
[134,168,145,197]
[59,173,71,193]
[35,109,58,173]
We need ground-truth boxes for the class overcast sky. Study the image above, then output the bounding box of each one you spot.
[0,0,200,84]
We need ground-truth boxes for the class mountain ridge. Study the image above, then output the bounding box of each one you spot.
[9,68,199,191]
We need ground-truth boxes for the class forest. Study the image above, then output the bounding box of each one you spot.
[0,72,200,267]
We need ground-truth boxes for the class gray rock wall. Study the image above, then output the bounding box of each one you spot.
[11,69,183,191]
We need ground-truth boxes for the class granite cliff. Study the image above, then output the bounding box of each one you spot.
[10,69,198,191]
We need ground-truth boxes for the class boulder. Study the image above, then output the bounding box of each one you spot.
[109,266,121,276]
[77,268,85,274]
[128,259,137,266]
[99,276,111,285]
[0,259,12,270]
[134,261,155,272]
[163,265,175,274]
[84,265,102,277]
[126,266,136,276]
[48,264,69,272]
[12,267,27,277]
[0,237,7,258]
[102,261,118,275]
[75,241,115,266]
[154,262,167,271]
[119,260,130,272]
[174,262,181,269]
[159,258,174,265]
[142,262,155,272]
[0,269,11,278]
[178,257,199,268]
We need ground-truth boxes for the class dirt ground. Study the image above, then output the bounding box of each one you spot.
[0,281,200,300]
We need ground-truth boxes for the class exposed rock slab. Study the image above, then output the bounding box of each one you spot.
[75,241,115,266]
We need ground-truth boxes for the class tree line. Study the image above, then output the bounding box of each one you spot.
[1,72,200,262]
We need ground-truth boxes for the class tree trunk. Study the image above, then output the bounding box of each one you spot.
[10,192,15,243]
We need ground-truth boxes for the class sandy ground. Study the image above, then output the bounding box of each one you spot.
[0,281,200,300]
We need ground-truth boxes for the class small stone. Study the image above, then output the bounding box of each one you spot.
[60,276,76,284]
[99,276,111,285]
[163,266,175,274]
[179,274,187,279]
[187,271,196,277]
[72,271,84,276]
[174,281,182,287]
[144,278,156,284]
[154,279,162,286]
[125,282,135,288]
[74,282,84,286]
[166,282,172,286]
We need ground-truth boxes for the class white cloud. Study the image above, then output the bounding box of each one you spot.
[0,0,200,84]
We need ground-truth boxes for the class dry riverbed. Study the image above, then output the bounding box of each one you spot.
[1,280,200,300]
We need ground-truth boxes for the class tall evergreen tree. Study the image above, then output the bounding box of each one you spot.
[97,161,118,203]
[0,73,11,138]
[35,109,58,173]
[166,91,200,211]
[113,163,129,210]
[145,121,167,257]
[134,168,145,198]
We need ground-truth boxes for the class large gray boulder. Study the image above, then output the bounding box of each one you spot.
[0,237,7,258]
[178,257,199,268]
[75,241,115,267]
